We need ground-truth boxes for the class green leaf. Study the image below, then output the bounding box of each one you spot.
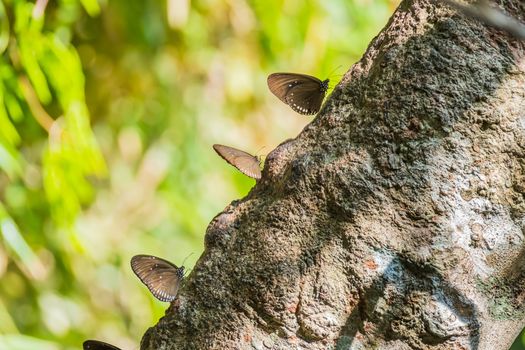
[0,204,40,273]
[16,3,52,104]
[0,81,21,146]
[0,142,22,178]
[0,1,9,54]
[4,92,24,123]
[80,0,101,17]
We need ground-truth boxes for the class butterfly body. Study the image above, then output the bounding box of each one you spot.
[213,144,261,180]
[267,73,329,115]
[130,255,185,302]
[83,340,122,350]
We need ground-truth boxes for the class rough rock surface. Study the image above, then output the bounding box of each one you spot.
[141,0,525,349]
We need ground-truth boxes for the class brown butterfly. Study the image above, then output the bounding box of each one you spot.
[130,255,185,302]
[83,340,122,350]
[213,144,261,180]
[267,73,329,115]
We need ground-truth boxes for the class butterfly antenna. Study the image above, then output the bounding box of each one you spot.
[326,65,343,79]
[181,252,194,267]
[255,146,266,165]
[255,145,266,156]
[183,267,192,277]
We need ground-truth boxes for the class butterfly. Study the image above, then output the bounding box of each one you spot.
[130,255,185,302]
[83,340,122,350]
[267,73,329,115]
[213,144,261,180]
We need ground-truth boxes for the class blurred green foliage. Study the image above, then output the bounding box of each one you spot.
[1,0,523,349]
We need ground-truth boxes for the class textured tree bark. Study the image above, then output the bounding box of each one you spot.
[141,0,525,349]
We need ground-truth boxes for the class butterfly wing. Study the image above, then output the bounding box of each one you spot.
[213,144,261,180]
[285,81,327,115]
[267,73,328,115]
[130,255,184,302]
[83,340,122,350]
[267,73,306,104]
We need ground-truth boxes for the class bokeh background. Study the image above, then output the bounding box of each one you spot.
[1,0,523,349]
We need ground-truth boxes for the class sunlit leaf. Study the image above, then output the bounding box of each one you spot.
[0,82,21,146]
[0,1,9,54]
[80,0,101,16]
[15,3,51,104]
[0,143,22,178]
[4,92,24,123]
[0,204,43,280]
